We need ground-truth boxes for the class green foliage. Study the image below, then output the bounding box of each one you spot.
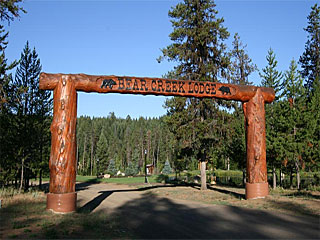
[162,160,173,175]
[125,161,139,176]
[259,48,283,98]
[0,0,25,23]
[96,131,108,174]
[229,33,256,85]
[299,3,320,94]
[213,169,242,178]
[1,40,52,188]
[107,159,117,176]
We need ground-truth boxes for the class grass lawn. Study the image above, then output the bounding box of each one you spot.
[0,192,132,239]
[75,175,161,185]
[32,175,161,185]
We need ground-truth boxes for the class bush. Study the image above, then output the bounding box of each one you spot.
[125,162,139,176]
[107,159,117,176]
[162,160,173,175]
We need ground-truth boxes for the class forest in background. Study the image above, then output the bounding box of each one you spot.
[0,1,319,191]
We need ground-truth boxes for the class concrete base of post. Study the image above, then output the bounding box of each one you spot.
[245,182,269,200]
[47,192,77,213]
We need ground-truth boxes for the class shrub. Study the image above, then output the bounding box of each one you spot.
[125,162,139,176]
[162,160,173,175]
[107,159,117,176]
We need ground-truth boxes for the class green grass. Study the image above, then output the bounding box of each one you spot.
[75,175,159,185]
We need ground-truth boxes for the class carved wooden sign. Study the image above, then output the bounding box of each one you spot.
[40,73,275,103]
[39,72,275,213]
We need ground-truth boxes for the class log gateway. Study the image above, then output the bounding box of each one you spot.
[39,73,275,213]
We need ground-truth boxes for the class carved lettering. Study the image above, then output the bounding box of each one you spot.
[205,83,210,94]
[199,83,204,94]
[158,80,164,92]
[211,83,216,95]
[133,79,139,90]
[152,80,157,91]
[125,78,132,90]
[140,79,148,91]
[166,81,171,93]
[172,81,177,93]
[118,77,124,90]
[188,82,193,93]
[179,81,185,93]
[194,82,199,93]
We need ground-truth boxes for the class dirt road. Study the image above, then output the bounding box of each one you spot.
[76,182,319,239]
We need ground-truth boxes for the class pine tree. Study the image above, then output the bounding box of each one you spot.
[125,161,139,176]
[281,59,306,189]
[304,77,320,171]
[230,33,256,86]
[159,0,230,190]
[260,48,283,189]
[13,41,52,191]
[96,130,108,174]
[107,159,117,176]
[299,4,320,95]
[0,0,25,187]
[162,160,173,175]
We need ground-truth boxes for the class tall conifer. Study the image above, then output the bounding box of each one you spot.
[299,4,320,95]
[159,0,230,190]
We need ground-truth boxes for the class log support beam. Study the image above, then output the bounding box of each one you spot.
[46,75,77,213]
[39,73,274,212]
[243,89,268,199]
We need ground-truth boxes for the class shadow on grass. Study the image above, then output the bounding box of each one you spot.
[283,191,320,200]
[97,191,318,239]
[2,189,319,239]
[266,198,319,219]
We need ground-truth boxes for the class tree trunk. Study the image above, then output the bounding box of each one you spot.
[19,158,24,193]
[90,133,94,176]
[290,168,293,188]
[272,165,276,189]
[242,169,246,187]
[200,161,207,190]
[295,161,301,190]
[39,169,42,190]
[279,167,283,187]
[82,135,87,175]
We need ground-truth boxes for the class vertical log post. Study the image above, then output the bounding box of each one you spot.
[243,88,269,199]
[46,75,78,213]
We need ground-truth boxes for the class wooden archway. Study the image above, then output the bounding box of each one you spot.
[39,73,275,213]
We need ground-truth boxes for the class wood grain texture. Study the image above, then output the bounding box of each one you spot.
[40,73,275,103]
[243,88,267,184]
[49,75,77,194]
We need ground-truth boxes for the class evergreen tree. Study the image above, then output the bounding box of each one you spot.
[304,78,320,170]
[96,130,108,174]
[13,41,52,191]
[125,161,139,176]
[299,4,320,95]
[281,59,306,189]
[159,0,230,190]
[162,160,173,175]
[260,48,283,189]
[0,0,25,187]
[107,159,117,176]
[230,33,256,86]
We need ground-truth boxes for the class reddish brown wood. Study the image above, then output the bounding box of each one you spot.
[49,75,77,194]
[243,89,269,199]
[40,73,275,103]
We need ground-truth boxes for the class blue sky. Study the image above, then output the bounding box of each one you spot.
[6,0,317,119]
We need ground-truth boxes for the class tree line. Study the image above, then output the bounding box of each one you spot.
[0,1,319,191]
